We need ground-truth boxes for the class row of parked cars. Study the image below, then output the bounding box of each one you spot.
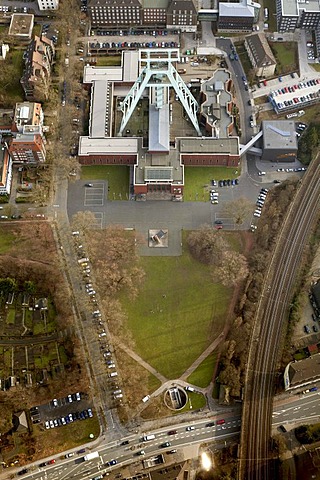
[94,29,179,36]
[90,41,179,50]
[253,188,268,218]
[72,231,122,401]
[303,291,320,335]
[212,179,239,187]
[45,409,93,429]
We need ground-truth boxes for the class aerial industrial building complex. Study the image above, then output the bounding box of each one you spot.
[78,49,301,199]
[78,49,240,198]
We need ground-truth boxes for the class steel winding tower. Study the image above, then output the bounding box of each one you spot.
[118,49,201,137]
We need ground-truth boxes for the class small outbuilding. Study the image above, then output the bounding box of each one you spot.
[13,411,29,433]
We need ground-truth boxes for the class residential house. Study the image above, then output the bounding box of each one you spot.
[20,35,55,102]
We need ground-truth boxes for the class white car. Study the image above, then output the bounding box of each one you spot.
[258,171,266,176]
[254,211,261,217]
[45,421,50,429]
[67,394,73,403]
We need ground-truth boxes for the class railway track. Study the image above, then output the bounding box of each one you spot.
[239,158,320,479]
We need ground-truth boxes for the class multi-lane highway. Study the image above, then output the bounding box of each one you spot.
[16,417,241,480]
[273,391,320,427]
[239,155,320,479]
[6,387,320,480]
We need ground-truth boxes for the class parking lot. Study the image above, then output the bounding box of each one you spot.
[84,183,105,207]
[30,393,94,429]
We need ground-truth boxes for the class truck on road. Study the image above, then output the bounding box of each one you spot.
[142,434,156,442]
[84,452,99,461]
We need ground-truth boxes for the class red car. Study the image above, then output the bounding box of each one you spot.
[263,79,267,86]
[168,430,177,435]
[217,419,225,425]
[48,460,55,465]
[215,225,223,230]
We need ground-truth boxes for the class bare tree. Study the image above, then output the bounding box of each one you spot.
[215,251,249,287]
[187,224,229,265]
[222,197,253,225]
[71,211,98,233]
[87,226,145,299]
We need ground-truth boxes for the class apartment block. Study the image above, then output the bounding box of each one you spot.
[9,132,46,164]
[20,35,55,102]
[12,102,44,134]
[88,0,197,31]
[277,0,320,32]
[244,33,276,78]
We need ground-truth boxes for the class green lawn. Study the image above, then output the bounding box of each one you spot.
[0,230,15,254]
[187,352,218,388]
[176,391,206,413]
[183,166,240,202]
[96,55,121,66]
[24,309,33,329]
[6,309,15,325]
[122,249,231,379]
[269,42,298,74]
[33,416,100,454]
[0,49,24,105]
[81,165,130,200]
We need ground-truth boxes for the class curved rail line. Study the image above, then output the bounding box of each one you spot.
[239,158,320,479]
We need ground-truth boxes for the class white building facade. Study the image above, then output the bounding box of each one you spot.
[37,0,59,10]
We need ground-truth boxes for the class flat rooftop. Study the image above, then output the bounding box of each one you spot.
[270,79,320,114]
[9,13,34,38]
[262,120,297,150]
[179,137,239,155]
[90,80,110,138]
[78,137,138,156]
[201,69,233,137]
[281,0,320,16]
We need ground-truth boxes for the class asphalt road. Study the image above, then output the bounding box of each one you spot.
[12,387,320,480]
[273,390,320,427]
[216,38,253,143]
[17,416,242,480]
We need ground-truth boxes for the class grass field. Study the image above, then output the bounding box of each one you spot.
[270,42,298,74]
[183,166,240,202]
[29,416,100,460]
[6,309,15,325]
[96,55,121,66]
[81,165,130,200]
[122,248,231,379]
[0,230,15,254]
[176,391,206,413]
[187,352,218,388]
[0,49,24,105]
